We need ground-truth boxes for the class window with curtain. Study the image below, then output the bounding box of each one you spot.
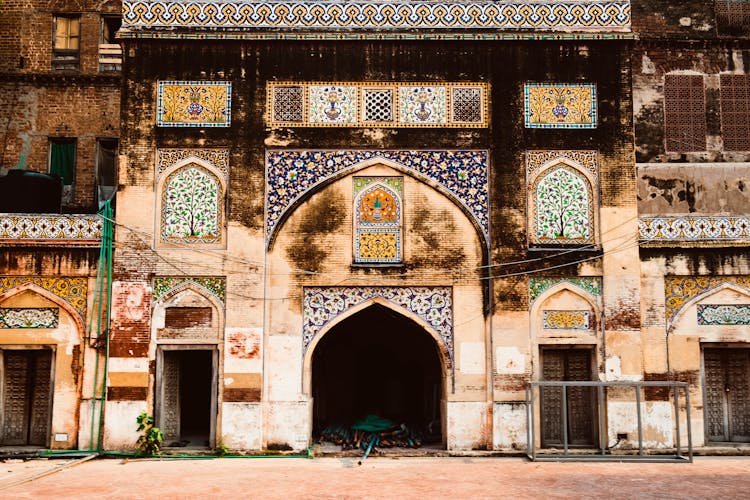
[53,15,80,70]
[49,139,76,205]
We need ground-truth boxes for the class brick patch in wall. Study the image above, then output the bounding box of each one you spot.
[109,341,149,358]
[107,386,148,401]
[164,307,212,328]
[223,388,261,402]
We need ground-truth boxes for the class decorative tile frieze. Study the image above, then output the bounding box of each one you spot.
[123,1,632,31]
[156,148,229,179]
[639,216,750,243]
[524,83,597,129]
[303,286,453,367]
[665,276,750,325]
[0,214,102,244]
[697,304,750,326]
[529,276,602,304]
[0,308,59,328]
[157,81,231,127]
[267,82,488,128]
[543,310,591,329]
[0,277,87,319]
[152,277,226,305]
[265,150,489,247]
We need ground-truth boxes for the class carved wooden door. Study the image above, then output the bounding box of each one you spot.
[158,351,181,444]
[704,349,750,443]
[541,349,595,447]
[1,350,52,446]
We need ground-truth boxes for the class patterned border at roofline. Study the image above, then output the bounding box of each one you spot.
[0,277,88,319]
[265,150,489,248]
[118,32,637,41]
[0,214,102,244]
[123,1,631,31]
[639,216,750,243]
[152,276,227,305]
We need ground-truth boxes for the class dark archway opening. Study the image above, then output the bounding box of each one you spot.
[312,304,443,446]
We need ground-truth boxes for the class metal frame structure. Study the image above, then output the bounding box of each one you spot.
[526,381,692,462]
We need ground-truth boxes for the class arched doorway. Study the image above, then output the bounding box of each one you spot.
[312,304,444,446]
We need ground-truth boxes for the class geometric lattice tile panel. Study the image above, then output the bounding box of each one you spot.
[157,81,231,127]
[639,216,750,244]
[267,82,488,128]
[124,1,632,31]
[664,276,750,326]
[156,149,230,179]
[354,177,403,264]
[0,277,88,319]
[543,310,591,329]
[529,276,602,304]
[265,150,489,247]
[697,304,750,326]
[152,276,226,305]
[0,214,102,244]
[0,308,59,328]
[524,83,597,129]
[303,286,453,367]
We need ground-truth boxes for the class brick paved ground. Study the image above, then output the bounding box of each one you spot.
[0,456,748,499]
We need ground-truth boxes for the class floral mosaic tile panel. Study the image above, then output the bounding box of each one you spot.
[267,82,488,128]
[356,229,401,262]
[543,310,591,329]
[157,81,231,127]
[265,150,489,247]
[0,214,102,243]
[526,150,598,181]
[124,1,632,31]
[354,177,403,263]
[639,216,750,243]
[0,308,59,328]
[0,277,87,319]
[303,286,453,367]
[156,149,229,179]
[524,83,597,129]
[665,276,750,325]
[529,276,602,304]
[531,165,594,245]
[697,304,750,325]
[161,165,221,244]
[152,277,226,305]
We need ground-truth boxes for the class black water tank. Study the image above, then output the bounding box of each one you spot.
[0,170,63,213]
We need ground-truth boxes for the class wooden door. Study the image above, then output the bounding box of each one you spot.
[157,351,181,444]
[541,349,596,447]
[1,350,52,446]
[704,349,750,443]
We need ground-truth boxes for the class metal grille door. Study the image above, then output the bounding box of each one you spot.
[704,349,750,443]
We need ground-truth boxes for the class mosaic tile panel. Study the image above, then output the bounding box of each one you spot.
[526,150,598,181]
[156,149,229,179]
[697,305,750,326]
[303,286,453,367]
[161,164,221,244]
[356,229,401,262]
[267,82,488,128]
[354,177,403,264]
[0,308,59,328]
[265,150,489,247]
[639,216,750,243]
[0,277,87,319]
[152,277,226,305]
[0,214,102,243]
[124,1,632,31]
[157,81,231,127]
[529,277,602,304]
[524,83,597,129]
[665,276,750,324]
[531,165,595,245]
[543,310,591,329]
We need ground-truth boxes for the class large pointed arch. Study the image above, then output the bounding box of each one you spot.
[0,283,85,336]
[669,281,750,335]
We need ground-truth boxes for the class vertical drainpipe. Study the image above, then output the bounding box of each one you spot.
[96,201,114,452]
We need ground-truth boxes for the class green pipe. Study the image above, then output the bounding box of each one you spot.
[88,203,109,449]
[96,202,114,452]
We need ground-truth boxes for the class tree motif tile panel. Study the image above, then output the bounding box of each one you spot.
[399,86,448,125]
[524,83,597,129]
[697,305,750,325]
[0,308,59,328]
[265,150,489,248]
[543,310,590,329]
[308,85,359,125]
[529,277,602,304]
[0,214,102,243]
[303,286,453,367]
[123,1,632,31]
[639,216,750,243]
[157,81,231,127]
[664,276,750,326]
[532,165,594,244]
[161,165,221,244]
[152,277,226,305]
[156,149,229,179]
[0,277,87,319]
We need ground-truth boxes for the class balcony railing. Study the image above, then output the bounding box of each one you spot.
[639,215,750,245]
[0,214,103,246]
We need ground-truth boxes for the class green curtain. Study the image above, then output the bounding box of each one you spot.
[50,142,75,185]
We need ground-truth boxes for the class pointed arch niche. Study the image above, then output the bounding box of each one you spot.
[526,151,599,247]
[353,176,403,264]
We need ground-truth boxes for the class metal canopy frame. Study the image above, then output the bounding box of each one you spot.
[526,381,693,462]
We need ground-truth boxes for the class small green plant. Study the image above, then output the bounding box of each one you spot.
[135,411,163,456]
[215,442,229,457]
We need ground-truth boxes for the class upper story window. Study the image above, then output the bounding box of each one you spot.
[716,0,750,36]
[49,138,77,206]
[664,74,706,153]
[720,74,750,152]
[53,15,80,71]
[100,16,122,72]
